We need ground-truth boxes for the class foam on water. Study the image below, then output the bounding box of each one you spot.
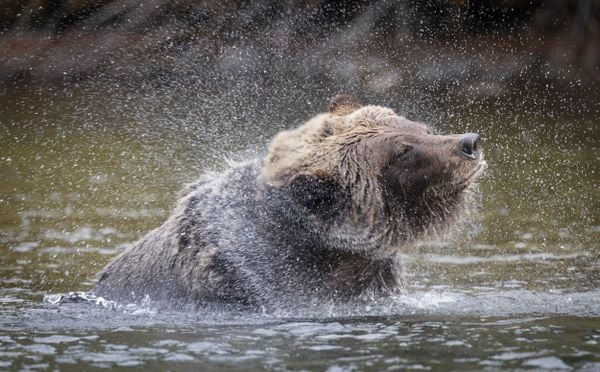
[28,287,600,333]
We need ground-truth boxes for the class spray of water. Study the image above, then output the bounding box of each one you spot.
[1,0,598,315]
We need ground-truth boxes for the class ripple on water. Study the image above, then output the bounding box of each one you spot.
[1,280,598,370]
[523,356,573,370]
[1,309,599,370]
[23,344,56,355]
[32,335,81,344]
[422,252,589,264]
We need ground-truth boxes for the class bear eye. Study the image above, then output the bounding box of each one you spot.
[395,146,412,160]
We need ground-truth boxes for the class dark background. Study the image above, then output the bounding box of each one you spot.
[1,0,598,105]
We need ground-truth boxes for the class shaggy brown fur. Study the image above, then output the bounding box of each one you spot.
[95,95,485,309]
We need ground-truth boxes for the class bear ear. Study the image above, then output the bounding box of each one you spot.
[289,173,348,219]
[329,94,363,115]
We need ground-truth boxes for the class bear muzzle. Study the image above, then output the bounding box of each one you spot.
[458,133,481,160]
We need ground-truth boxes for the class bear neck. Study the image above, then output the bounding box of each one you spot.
[383,186,468,243]
[255,183,405,298]
[256,182,398,254]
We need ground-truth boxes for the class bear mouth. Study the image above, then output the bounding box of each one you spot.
[449,159,487,192]
[466,159,487,180]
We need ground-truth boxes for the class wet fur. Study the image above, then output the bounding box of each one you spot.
[95,96,483,309]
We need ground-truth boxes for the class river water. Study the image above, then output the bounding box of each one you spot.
[0,87,598,370]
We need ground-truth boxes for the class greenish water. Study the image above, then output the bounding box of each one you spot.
[0,87,598,370]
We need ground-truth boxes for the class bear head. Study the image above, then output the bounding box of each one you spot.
[260,95,486,258]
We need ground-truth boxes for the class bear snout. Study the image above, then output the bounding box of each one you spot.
[458,133,482,160]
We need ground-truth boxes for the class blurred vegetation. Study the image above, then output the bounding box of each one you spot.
[0,0,598,97]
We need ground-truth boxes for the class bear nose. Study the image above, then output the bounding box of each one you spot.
[459,133,481,160]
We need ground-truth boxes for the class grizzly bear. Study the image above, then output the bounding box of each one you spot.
[94,95,485,309]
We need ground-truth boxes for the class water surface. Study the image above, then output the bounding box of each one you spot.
[0,87,598,370]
